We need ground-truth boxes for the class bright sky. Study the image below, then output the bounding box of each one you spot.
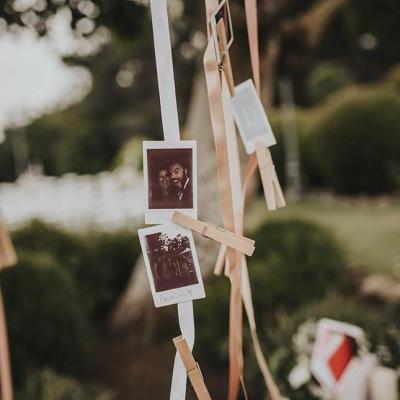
[0,7,109,142]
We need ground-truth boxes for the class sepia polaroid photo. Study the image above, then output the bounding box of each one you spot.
[138,223,205,307]
[143,141,198,225]
[230,79,277,154]
[210,0,234,65]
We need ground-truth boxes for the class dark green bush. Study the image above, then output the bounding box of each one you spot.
[386,64,400,94]
[16,368,114,400]
[195,219,352,371]
[74,230,140,318]
[1,254,91,388]
[3,221,141,389]
[250,219,351,316]
[12,220,140,318]
[306,87,400,194]
[307,62,353,104]
[0,131,16,182]
[269,110,311,189]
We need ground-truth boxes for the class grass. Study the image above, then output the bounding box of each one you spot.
[246,195,400,276]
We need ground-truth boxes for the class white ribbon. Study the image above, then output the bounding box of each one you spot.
[170,301,195,399]
[149,2,195,398]
[150,0,180,142]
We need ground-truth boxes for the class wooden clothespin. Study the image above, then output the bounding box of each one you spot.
[256,143,286,211]
[173,336,212,400]
[172,211,255,257]
[216,19,235,97]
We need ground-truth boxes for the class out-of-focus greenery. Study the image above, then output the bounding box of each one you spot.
[249,219,354,314]
[195,219,352,369]
[1,221,141,390]
[1,253,91,388]
[307,86,400,194]
[247,196,400,276]
[0,0,399,185]
[386,64,400,94]
[11,220,140,319]
[245,294,400,399]
[269,109,317,190]
[16,368,114,400]
[268,65,400,194]
[307,62,353,104]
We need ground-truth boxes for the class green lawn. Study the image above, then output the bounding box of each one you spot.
[247,195,400,276]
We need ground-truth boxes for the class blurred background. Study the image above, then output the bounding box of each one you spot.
[0,0,399,398]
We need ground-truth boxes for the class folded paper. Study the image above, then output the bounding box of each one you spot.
[172,211,255,257]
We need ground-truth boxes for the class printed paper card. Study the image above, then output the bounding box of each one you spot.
[138,223,205,307]
[143,141,198,225]
[230,79,276,154]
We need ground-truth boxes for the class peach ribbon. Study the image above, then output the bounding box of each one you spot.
[204,0,282,399]
[203,1,247,398]
[203,38,246,400]
[239,1,282,398]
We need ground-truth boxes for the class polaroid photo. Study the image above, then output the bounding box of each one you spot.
[210,0,234,65]
[138,223,205,307]
[230,79,277,154]
[143,141,198,225]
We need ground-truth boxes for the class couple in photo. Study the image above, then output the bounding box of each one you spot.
[151,161,192,209]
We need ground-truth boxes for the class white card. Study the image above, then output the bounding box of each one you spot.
[230,79,276,154]
[138,223,205,307]
[143,141,198,225]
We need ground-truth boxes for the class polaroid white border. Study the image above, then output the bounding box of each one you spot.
[210,0,234,65]
[143,140,198,225]
[230,79,277,154]
[138,223,205,307]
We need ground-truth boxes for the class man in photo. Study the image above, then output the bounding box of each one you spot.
[146,146,195,212]
[169,161,192,209]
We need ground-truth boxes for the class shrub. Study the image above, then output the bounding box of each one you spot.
[307,62,352,104]
[268,110,311,189]
[16,369,114,400]
[249,219,351,317]
[12,220,140,319]
[195,276,230,366]
[1,253,91,388]
[306,87,400,194]
[386,64,400,94]
[195,219,352,371]
[0,131,16,182]
[74,230,140,318]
